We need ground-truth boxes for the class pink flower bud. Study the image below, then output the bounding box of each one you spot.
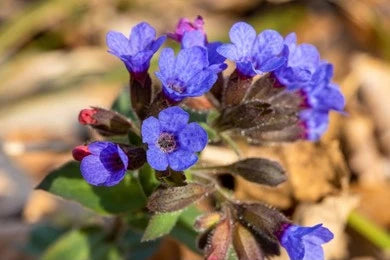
[78,108,98,125]
[72,145,91,161]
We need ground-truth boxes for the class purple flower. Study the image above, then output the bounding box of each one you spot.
[106,22,166,74]
[279,223,334,260]
[79,141,129,186]
[156,46,219,101]
[303,63,345,112]
[273,33,320,90]
[299,110,329,141]
[217,22,287,77]
[181,30,227,73]
[141,106,208,171]
[168,16,205,42]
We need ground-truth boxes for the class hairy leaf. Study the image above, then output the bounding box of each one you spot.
[229,158,286,186]
[37,162,146,215]
[205,215,233,260]
[235,203,289,256]
[141,211,182,241]
[147,183,210,212]
[233,223,264,260]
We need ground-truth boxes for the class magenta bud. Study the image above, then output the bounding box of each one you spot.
[78,107,134,136]
[72,145,91,161]
[79,108,98,125]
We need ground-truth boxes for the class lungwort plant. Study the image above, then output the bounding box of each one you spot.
[38,16,344,260]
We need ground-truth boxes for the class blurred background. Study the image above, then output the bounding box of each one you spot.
[0,0,389,259]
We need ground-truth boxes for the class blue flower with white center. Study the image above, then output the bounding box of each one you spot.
[279,223,333,260]
[181,29,227,73]
[106,22,166,74]
[273,33,320,90]
[80,141,128,186]
[217,22,287,77]
[156,46,219,101]
[141,106,208,171]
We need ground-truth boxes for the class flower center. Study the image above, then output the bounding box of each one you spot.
[168,81,185,93]
[157,132,177,153]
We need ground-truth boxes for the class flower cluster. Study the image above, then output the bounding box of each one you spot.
[217,22,345,140]
[69,17,340,260]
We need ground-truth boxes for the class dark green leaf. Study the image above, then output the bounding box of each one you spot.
[121,228,161,260]
[37,161,146,215]
[171,206,202,253]
[24,224,67,255]
[142,211,182,242]
[41,228,109,260]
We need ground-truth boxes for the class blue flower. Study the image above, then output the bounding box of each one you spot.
[299,110,330,141]
[273,33,320,90]
[141,106,208,171]
[279,224,334,260]
[156,46,219,101]
[80,141,128,186]
[303,63,345,112]
[181,30,227,73]
[106,22,166,74]
[217,22,287,77]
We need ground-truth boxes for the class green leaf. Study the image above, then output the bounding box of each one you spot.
[37,161,146,215]
[111,87,139,124]
[138,164,159,197]
[199,122,220,142]
[41,228,106,260]
[24,224,67,255]
[142,211,182,242]
[183,107,209,123]
[121,229,161,260]
[171,206,202,253]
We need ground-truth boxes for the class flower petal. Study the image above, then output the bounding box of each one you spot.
[106,31,130,56]
[88,141,109,154]
[217,43,239,61]
[157,48,176,80]
[158,106,189,132]
[80,155,110,186]
[146,145,169,171]
[229,22,256,57]
[207,41,226,65]
[178,122,208,152]
[256,56,287,73]
[142,116,161,144]
[102,169,127,186]
[167,149,198,171]
[175,46,208,83]
[186,69,218,97]
[151,35,167,53]
[253,29,284,65]
[182,30,206,49]
[129,22,156,54]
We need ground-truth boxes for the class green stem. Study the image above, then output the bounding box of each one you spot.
[219,132,242,158]
[347,210,390,250]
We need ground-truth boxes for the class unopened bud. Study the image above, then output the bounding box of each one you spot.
[234,203,290,256]
[72,145,91,161]
[78,107,134,136]
[119,145,146,170]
